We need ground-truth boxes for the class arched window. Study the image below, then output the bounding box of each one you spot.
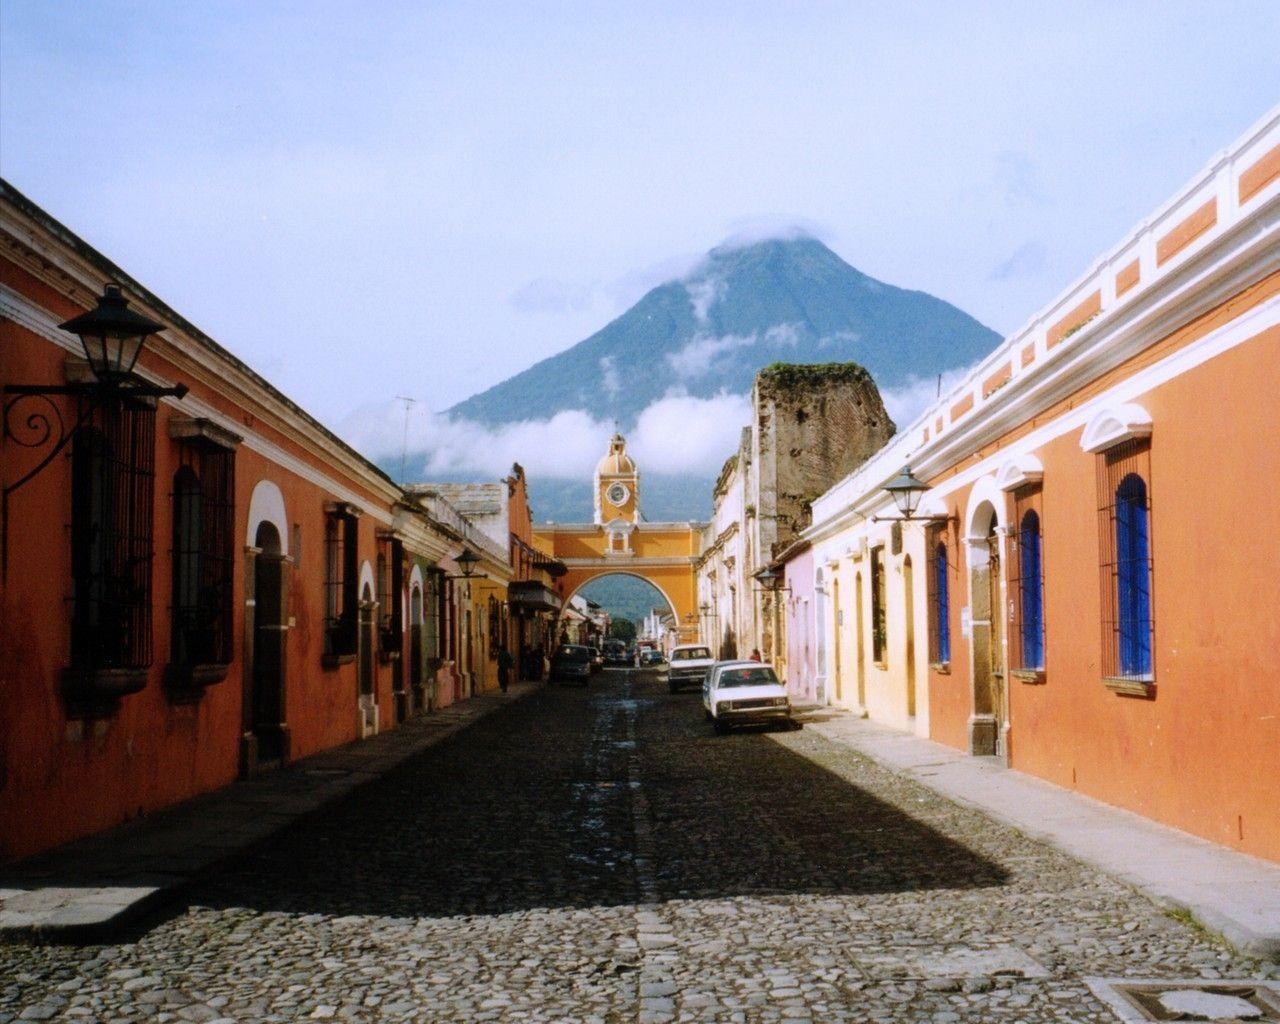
[1115,473,1152,677]
[167,420,237,692]
[929,539,950,665]
[1018,509,1044,669]
[171,466,204,664]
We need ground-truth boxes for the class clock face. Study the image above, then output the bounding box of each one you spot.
[606,483,629,506]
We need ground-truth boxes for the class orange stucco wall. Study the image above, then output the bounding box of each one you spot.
[1,258,406,861]
[927,321,1280,862]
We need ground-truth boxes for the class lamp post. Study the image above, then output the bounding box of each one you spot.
[752,567,790,667]
[3,282,189,575]
[873,466,952,523]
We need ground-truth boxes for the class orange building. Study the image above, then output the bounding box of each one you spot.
[0,181,505,862]
[796,108,1280,861]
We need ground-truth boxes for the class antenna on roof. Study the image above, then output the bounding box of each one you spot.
[396,396,416,482]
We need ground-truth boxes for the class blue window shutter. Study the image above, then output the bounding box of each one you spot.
[1116,474,1152,675]
[1019,510,1044,669]
[936,543,950,664]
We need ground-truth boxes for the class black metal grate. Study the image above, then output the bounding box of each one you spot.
[926,526,950,665]
[170,440,235,667]
[1008,485,1045,672]
[1096,439,1154,682]
[324,508,359,656]
[870,545,887,663]
[69,396,156,672]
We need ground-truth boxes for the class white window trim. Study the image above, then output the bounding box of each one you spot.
[1080,403,1153,454]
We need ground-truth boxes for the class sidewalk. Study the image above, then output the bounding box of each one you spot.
[796,706,1280,961]
[0,681,541,942]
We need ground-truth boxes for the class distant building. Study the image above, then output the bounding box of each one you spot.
[696,363,895,667]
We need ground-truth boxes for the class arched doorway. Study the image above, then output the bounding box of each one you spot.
[855,570,866,708]
[831,577,843,702]
[967,503,1006,758]
[903,555,916,720]
[247,521,288,771]
[358,581,378,737]
[409,581,424,711]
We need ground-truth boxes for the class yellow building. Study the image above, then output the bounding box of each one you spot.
[535,434,705,645]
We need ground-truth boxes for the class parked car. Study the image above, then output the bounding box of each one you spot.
[550,645,592,686]
[603,639,630,666]
[638,648,667,670]
[702,660,793,734]
[664,643,715,694]
[587,645,604,673]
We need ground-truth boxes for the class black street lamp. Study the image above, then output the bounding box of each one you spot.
[59,284,167,384]
[451,546,480,578]
[753,567,790,594]
[3,283,189,573]
[873,465,952,523]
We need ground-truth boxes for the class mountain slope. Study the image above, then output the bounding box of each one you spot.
[449,236,1000,426]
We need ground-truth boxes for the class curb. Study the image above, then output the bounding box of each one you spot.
[0,683,541,944]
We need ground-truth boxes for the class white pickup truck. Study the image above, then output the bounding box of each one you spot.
[664,644,715,693]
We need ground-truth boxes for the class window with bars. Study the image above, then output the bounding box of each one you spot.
[870,545,887,664]
[168,430,235,686]
[927,530,951,667]
[323,503,359,663]
[1097,439,1154,687]
[67,397,156,692]
[425,568,443,663]
[1009,486,1045,674]
[376,535,404,656]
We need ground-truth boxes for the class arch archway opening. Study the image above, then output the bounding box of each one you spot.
[558,572,679,651]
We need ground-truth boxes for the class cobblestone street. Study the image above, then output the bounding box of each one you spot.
[3,671,1275,1023]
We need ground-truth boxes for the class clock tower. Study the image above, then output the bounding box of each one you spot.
[594,432,640,525]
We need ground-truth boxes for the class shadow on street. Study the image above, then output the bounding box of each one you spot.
[179,672,1007,921]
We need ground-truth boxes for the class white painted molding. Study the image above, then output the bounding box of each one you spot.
[359,560,376,602]
[247,480,289,554]
[917,493,950,519]
[1080,402,1153,453]
[963,475,1005,540]
[995,454,1045,492]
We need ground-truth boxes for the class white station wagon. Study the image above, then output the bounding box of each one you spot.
[702,660,793,734]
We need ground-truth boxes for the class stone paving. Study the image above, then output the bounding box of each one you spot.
[2,671,1276,1022]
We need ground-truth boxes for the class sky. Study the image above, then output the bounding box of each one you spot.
[3,2,1278,484]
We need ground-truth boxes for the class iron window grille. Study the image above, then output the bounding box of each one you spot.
[166,429,235,694]
[488,595,502,659]
[870,545,887,664]
[1097,439,1154,690]
[1008,486,1046,675]
[424,567,443,663]
[323,502,360,663]
[375,535,404,656]
[926,528,951,667]
[65,395,156,708]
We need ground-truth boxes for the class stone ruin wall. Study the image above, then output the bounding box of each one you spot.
[755,363,896,558]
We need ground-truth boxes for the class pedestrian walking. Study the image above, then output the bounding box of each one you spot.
[497,647,514,693]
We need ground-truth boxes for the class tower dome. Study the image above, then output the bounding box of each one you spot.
[595,432,636,477]
[593,433,640,524]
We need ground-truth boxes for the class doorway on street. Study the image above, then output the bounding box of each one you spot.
[249,521,287,770]
[967,505,1006,759]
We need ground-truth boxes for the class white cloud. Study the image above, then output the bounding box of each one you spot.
[628,391,753,474]
[599,355,621,397]
[685,275,726,324]
[665,332,759,379]
[878,361,982,431]
[337,390,754,484]
[764,323,803,346]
